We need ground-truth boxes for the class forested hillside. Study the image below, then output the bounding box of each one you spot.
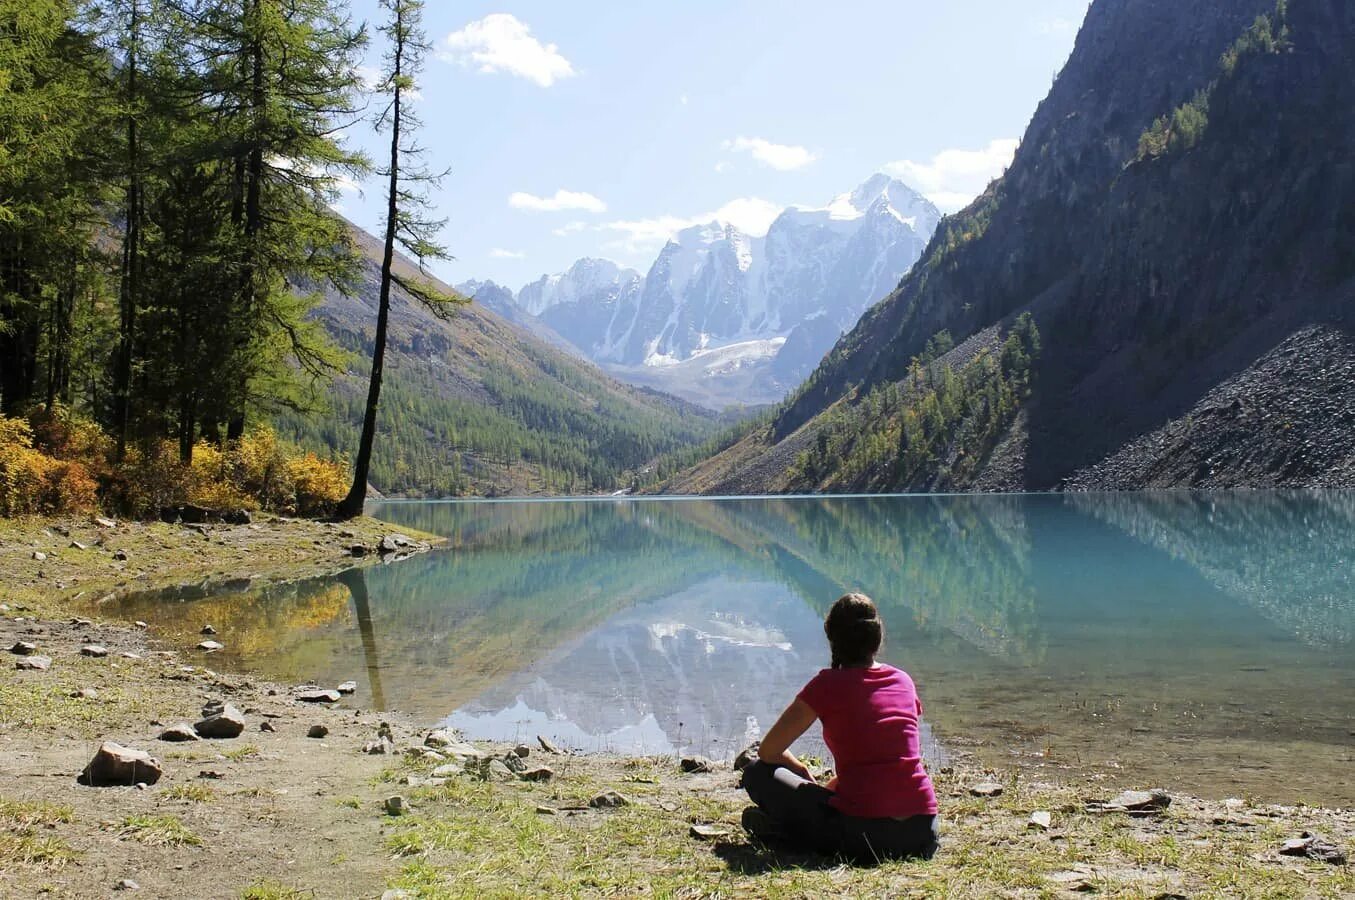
[278,224,722,496]
[665,0,1355,495]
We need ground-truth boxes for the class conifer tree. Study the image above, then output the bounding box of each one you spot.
[337,0,460,519]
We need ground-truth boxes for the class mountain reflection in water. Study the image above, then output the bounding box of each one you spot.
[110,492,1355,805]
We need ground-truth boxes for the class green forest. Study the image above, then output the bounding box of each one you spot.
[788,314,1041,492]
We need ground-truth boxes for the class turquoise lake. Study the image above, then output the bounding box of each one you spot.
[112,492,1355,805]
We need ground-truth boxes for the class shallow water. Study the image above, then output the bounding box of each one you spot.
[110,492,1355,805]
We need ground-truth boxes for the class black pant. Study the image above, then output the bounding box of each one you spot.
[742,761,939,863]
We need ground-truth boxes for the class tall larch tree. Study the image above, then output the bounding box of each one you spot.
[336,0,459,519]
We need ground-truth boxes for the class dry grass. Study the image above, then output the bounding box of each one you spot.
[115,813,203,847]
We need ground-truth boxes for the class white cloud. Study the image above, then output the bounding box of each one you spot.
[884,138,1019,212]
[489,248,525,259]
[714,161,732,174]
[602,197,785,255]
[442,14,574,87]
[722,136,818,171]
[680,93,689,106]
[509,189,607,214]
[552,221,588,237]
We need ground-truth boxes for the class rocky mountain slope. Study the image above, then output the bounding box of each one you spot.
[493,176,940,410]
[666,0,1355,494]
[277,223,721,497]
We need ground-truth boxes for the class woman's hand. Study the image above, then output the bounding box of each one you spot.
[758,698,818,780]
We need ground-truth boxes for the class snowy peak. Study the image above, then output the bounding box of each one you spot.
[517,258,642,316]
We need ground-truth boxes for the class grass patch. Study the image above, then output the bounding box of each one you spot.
[335,796,363,809]
[164,783,217,803]
[386,861,450,897]
[117,814,203,847]
[224,744,261,761]
[240,879,312,899]
[0,797,75,827]
[0,796,80,873]
[0,831,79,872]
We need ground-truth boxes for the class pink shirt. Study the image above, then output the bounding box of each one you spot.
[797,663,938,818]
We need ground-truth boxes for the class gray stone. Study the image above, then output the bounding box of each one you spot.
[501,752,527,774]
[157,723,201,742]
[512,744,531,758]
[69,540,88,551]
[336,680,358,694]
[379,533,427,554]
[1094,789,1172,814]
[1279,832,1346,865]
[114,879,140,891]
[194,704,245,739]
[200,625,216,635]
[384,795,405,816]
[295,689,341,703]
[520,767,554,783]
[589,790,631,809]
[94,516,117,529]
[10,640,37,655]
[680,756,714,774]
[260,721,277,733]
[364,737,395,755]
[70,687,99,700]
[431,763,463,778]
[689,824,733,841]
[349,544,369,558]
[32,551,46,562]
[381,890,412,900]
[196,640,224,652]
[307,724,329,739]
[16,655,51,671]
[1029,810,1053,831]
[80,644,109,658]
[969,782,1004,797]
[113,549,129,561]
[133,620,148,629]
[79,741,163,786]
[537,734,564,754]
[486,759,516,781]
[535,806,557,815]
[733,743,760,771]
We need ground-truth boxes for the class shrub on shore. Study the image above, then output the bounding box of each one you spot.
[0,409,347,519]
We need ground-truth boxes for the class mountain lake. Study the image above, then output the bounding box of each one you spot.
[105,492,1355,806]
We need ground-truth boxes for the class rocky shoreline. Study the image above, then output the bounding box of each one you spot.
[2,516,1352,898]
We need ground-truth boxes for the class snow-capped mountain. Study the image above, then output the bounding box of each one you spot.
[480,175,940,408]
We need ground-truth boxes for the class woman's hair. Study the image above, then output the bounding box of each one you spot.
[825,592,883,668]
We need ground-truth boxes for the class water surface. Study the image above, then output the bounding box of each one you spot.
[111,492,1355,805]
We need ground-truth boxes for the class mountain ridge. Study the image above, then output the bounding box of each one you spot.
[661,0,1355,494]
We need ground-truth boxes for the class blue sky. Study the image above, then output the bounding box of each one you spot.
[336,1,1090,291]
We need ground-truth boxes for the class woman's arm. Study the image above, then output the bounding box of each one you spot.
[757,698,818,781]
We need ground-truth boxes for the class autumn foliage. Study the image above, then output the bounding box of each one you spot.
[0,409,348,518]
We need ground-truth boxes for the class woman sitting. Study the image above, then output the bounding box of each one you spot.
[741,592,939,863]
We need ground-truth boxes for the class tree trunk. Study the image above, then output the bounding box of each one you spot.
[113,0,141,460]
[337,13,404,519]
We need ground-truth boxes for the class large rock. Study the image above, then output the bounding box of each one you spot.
[733,743,760,772]
[9,640,37,655]
[194,703,246,739]
[969,782,1005,798]
[196,640,224,652]
[295,689,341,703]
[80,645,109,658]
[589,790,631,809]
[1089,789,1172,815]
[1279,832,1347,865]
[680,756,714,774]
[520,767,554,783]
[157,723,201,742]
[501,752,527,774]
[378,533,428,555]
[15,655,51,671]
[79,742,163,786]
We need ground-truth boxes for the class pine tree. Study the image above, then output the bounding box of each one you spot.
[337,0,460,519]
